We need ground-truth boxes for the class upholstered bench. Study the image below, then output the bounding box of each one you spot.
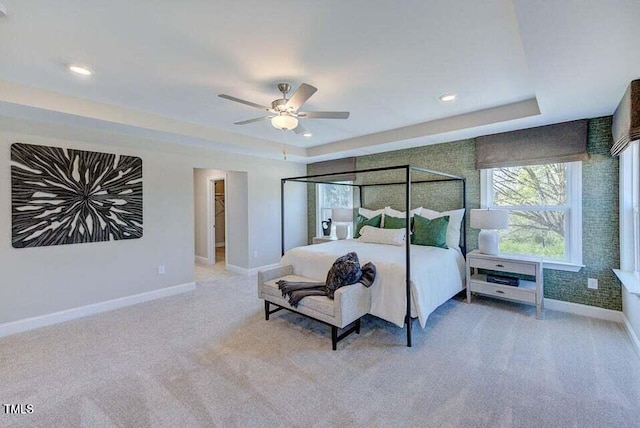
[257,265,371,350]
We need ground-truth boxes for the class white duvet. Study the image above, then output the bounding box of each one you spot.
[280,240,465,328]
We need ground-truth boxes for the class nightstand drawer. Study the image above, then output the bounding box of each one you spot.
[470,258,536,276]
[470,281,536,304]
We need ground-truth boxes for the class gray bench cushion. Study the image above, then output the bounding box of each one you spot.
[258,265,371,329]
[263,275,335,317]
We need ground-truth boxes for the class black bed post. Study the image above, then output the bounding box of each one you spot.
[358,185,363,207]
[462,178,467,256]
[281,178,285,256]
[405,166,412,347]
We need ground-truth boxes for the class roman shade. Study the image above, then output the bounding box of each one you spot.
[475,119,589,169]
[307,157,356,182]
[611,80,640,157]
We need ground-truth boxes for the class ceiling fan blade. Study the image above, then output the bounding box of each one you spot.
[285,83,317,110]
[297,111,350,119]
[293,123,307,135]
[218,94,270,110]
[233,116,273,125]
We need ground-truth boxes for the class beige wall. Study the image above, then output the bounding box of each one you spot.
[0,115,307,324]
[227,171,249,268]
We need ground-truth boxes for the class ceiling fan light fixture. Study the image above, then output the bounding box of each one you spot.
[68,64,93,76]
[439,93,457,102]
[271,114,298,130]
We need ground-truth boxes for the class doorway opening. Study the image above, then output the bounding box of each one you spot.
[194,169,227,283]
[212,177,226,264]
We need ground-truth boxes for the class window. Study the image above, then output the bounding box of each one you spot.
[316,182,353,237]
[619,141,640,273]
[481,162,582,271]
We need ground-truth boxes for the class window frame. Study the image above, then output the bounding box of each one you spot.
[619,141,640,273]
[480,161,583,272]
[615,140,640,294]
[315,182,354,238]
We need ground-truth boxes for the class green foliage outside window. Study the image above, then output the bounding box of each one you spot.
[492,164,567,259]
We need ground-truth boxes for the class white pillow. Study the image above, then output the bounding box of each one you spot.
[359,207,386,226]
[384,206,422,218]
[420,208,465,249]
[359,207,385,218]
[357,225,406,246]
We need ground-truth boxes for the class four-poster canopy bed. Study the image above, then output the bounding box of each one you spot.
[277,164,467,347]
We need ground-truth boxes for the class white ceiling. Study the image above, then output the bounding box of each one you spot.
[0,0,638,162]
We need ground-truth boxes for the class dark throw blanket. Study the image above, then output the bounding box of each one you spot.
[276,252,377,307]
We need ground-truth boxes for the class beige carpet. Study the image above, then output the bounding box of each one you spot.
[1,270,639,427]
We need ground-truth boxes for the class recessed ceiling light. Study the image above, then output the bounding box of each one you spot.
[68,65,93,76]
[303,132,313,138]
[439,93,457,102]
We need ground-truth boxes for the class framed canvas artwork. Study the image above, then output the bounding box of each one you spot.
[11,143,143,248]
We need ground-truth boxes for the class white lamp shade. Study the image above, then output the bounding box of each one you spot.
[470,209,509,230]
[331,208,353,223]
[271,114,298,130]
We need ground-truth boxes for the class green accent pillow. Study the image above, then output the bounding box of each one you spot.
[354,214,382,238]
[412,215,449,248]
[383,214,411,230]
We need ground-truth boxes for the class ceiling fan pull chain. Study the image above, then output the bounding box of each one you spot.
[282,130,287,160]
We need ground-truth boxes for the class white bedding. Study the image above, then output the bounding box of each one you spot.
[280,240,465,328]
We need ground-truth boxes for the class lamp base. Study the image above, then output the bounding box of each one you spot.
[336,224,348,240]
[478,229,500,255]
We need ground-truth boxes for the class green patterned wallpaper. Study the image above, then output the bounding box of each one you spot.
[307,116,621,310]
[544,117,620,310]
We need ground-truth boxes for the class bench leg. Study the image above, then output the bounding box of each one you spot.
[264,300,284,321]
[331,326,338,351]
[331,318,363,351]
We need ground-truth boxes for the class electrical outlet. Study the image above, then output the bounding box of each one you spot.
[587,278,598,289]
[158,265,166,275]
[253,251,258,258]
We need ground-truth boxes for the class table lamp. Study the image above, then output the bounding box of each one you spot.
[332,208,353,240]
[470,208,509,255]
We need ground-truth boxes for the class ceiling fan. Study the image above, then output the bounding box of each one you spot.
[218,83,350,134]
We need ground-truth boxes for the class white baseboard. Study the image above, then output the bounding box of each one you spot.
[215,242,225,248]
[224,263,247,275]
[248,263,281,276]
[225,262,281,276]
[623,314,640,358]
[0,282,196,338]
[545,299,624,323]
[195,255,211,264]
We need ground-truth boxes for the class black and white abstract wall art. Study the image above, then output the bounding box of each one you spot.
[11,143,143,248]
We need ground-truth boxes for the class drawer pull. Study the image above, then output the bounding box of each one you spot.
[495,264,504,268]
[495,290,505,294]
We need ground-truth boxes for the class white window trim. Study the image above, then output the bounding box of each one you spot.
[316,182,353,238]
[480,162,583,272]
[615,140,640,295]
[315,185,325,238]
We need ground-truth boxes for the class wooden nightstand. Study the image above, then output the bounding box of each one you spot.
[466,250,544,318]
[312,236,337,244]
